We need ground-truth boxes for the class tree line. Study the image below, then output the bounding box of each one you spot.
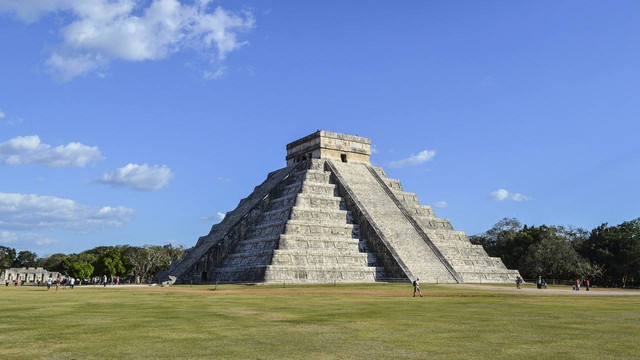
[470,217,640,288]
[0,244,184,284]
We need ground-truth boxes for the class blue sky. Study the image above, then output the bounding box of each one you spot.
[1,1,638,255]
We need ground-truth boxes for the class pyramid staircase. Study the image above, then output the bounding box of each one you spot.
[204,160,383,283]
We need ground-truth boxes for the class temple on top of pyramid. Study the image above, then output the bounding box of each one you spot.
[160,131,521,284]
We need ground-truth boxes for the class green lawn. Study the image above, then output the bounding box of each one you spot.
[0,283,638,360]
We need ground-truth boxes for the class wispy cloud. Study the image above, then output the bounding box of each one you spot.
[200,212,225,222]
[489,188,531,202]
[0,108,5,119]
[433,201,447,208]
[217,176,232,183]
[388,150,436,168]
[0,192,135,232]
[96,163,174,191]
[0,135,103,167]
[203,66,226,80]
[0,230,58,249]
[0,230,18,244]
[0,0,255,81]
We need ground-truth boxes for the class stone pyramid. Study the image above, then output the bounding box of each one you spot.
[162,131,521,284]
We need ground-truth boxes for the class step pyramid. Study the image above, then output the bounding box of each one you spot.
[161,131,521,284]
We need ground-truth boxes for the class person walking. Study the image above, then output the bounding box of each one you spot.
[515,276,523,289]
[412,278,424,297]
[46,277,52,291]
[103,275,107,287]
[585,279,590,291]
[575,279,580,291]
[55,276,61,291]
[69,277,75,290]
[536,276,542,289]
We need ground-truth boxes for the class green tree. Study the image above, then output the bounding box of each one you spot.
[94,248,129,277]
[0,246,16,271]
[121,244,185,283]
[37,253,69,272]
[66,262,94,284]
[580,218,640,287]
[519,227,588,279]
[12,251,38,268]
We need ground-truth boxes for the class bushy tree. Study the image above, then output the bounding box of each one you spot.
[66,262,94,284]
[471,219,592,280]
[94,248,129,277]
[579,218,640,287]
[519,226,588,279]
[0,246,16,271]
[12,251,38,268]
[37,253,69,272]
[121,244,184,283]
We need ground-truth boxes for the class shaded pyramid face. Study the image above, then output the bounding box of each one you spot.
[163,131,521,284]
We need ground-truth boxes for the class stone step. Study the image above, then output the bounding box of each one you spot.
[281,178,335,193]
[408,205,435,217]
[221,252,273,268]
[299,182,338,196]
[391,190,420,205]
[424,229,468,242]
[264,265,381,283]
[383,178,403,191]
[234,235,280,252]
[416,218,453,230]
[274,247,365,257]
[449,262,508,272]
[294,193,345,210]
[269,193,298,211]
[260,207,292,223]
[458,270,520,283]
[250,219,288,237]
[279,235,360,250]
[284,220,358,237]
[435,245,488,257]
[280,182,302,196]
[291,169,332,183]
[271,252,370,267]
[289,207,350,223]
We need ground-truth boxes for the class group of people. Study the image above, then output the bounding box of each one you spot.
[90,275,121,287]
[515,276,592,291]
[44,276,76,291]
[574,278,590,291]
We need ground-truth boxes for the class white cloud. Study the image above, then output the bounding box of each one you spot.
[203,66,226,80]
[0,108,5,118]
[217,176,231,183]
[0,135,103,167]
[0,0,255,80]
[388,150,436,168]
[0,230,18,244]
[0,192,135,231]
[489,188,531,202]
[200,212,225,222]
[35,237,59,246]
[433,201,447,208]
[96,163,174,191]
[0,230,58,248]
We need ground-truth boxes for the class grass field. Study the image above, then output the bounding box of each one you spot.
[0,283,638,360]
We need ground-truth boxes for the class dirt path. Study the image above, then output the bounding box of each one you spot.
[451,283,640,296]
